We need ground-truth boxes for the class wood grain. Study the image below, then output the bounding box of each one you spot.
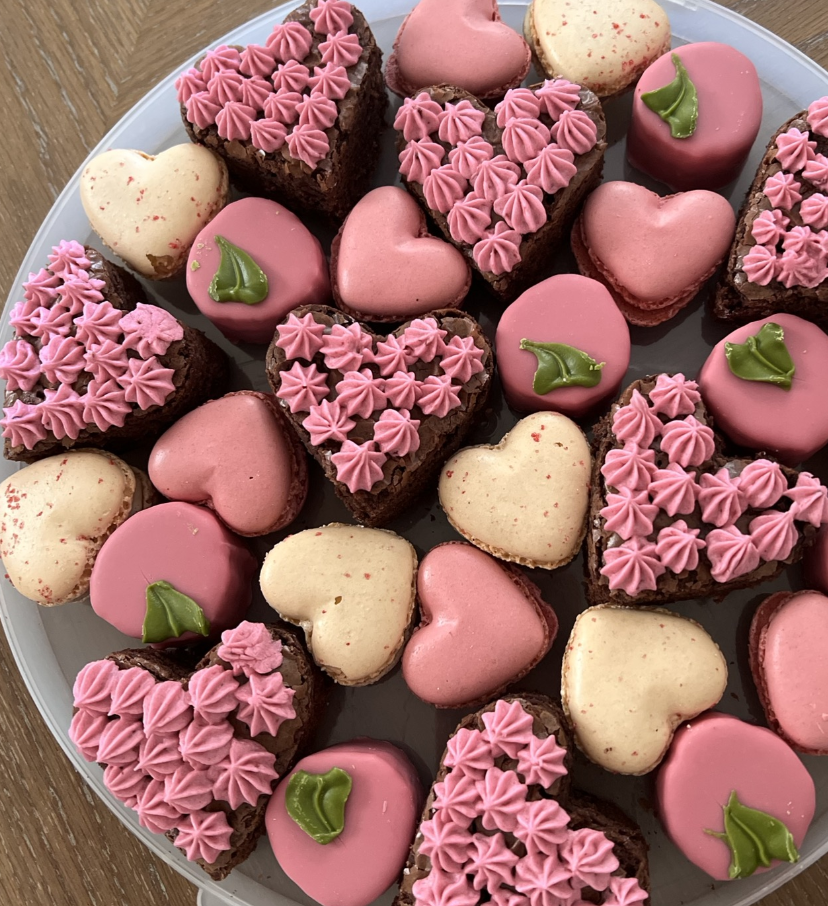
[1,1,828,905]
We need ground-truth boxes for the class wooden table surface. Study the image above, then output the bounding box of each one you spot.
[2,1,828,904]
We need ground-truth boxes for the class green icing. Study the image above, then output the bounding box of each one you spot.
[724,322,795,390]
[142,580,210,644]
[706,790,799,879]
[285,767,353,844]
[641,53,699,139]
[208,235,268,305]
[520,339,605,395]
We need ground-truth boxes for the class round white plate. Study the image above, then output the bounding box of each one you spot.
[2,2,828,906]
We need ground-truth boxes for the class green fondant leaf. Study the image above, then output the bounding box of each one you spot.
[285,767,353,845]
[705,790,799,880]
[142,580,210,644]
[520,339,605,395]
[208,235,269,305]
[641,53,699,139]
[724,322,795,390]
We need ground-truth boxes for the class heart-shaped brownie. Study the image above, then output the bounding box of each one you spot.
[177,0,387,222]
[0,241,228,463]
[714,95,828,325]
[394,82,606,301]
[266,305,493,526]
[586,373,828,607]
[68,621,324,880]
[396,696,650,906]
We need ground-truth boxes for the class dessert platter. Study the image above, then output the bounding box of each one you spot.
[3,1,828,906]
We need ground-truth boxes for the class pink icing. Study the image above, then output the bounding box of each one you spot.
[239,44,276,79]
[493,181,546,234]
[659,416,716,468]
[524,144,576,195]
[215,101,256,141]
[309,64,351,100]
[272,60,312,94]
[417,375,462,417]
[467,832,519,889]
[302,399,355,444]
[440,335,485,383]
[738,459,787,508]
[212,737,278,808]
[174,810,234,863]
[444,729,495,777]
[515,851,576,904]
[310,0,354,35]
[239,76,273,111]
[419,813,475,873]
[186,92,221,130]
[601,444,657,491]
[600,487,659,540]
[751,209,790,246]
[136,779,183,834]
[750,509,798,562]
[412,869,478,906]
[648,373,701,419]
[276,312,326,360]
[403,317,447,361]
[550,109,597,156]
[84,340,129,383]
[263,89,303,125]
[433,769,481,827]
[267,22,314,63]
[0,340,40,392]
[286,125,330,168]
[502,117,551,165]
[803,154,828,188]
[180,717,234,768]
[330,439,387,492]
[807,96,828,138]
[235,671,296,736]
[742,245,779,285]
[373,409,421,457]
[9,299,42,337]
[394,94,443,142]
[399,139,446,183]
[74,300,123,346]
[278,361,330,413]
[473,221,522,276]
[424,166,469,215]
[58,271,105,311]
[656,521,705,574]
[763,172,803,209]
[187,665,240,724]
[48,240,90,279]
[472,154,521,201]
[96,716,144,767]
[782,226,821,255]
[373,334,415,377]
[297,93,339,130]
[117,356,176,410]
[447,193,493,245]
[320,322,371,371]
[104,764,150,807]
[786,472,828,527]
[120,304,183,358]
[648,464,698,517]
[775,127,816,172]
[23,268,60,306]
[137,733,184,780]
[73,660,118,714]
[82,380,131,431]
[208,69,245,106]
[536,79,582,119]
[109,667,156,718]
[481,699,534,759]
[438,100,486,145]
[39,385,85,440]
[69,709,109,762]
[514,798,570,855]
[218,622,284,677]
[199,45,242,81]
[600,537,665,596]
[164,765,215,813]
[706,525,761,582]
[611,391,662,448]
[143,682,192,737]
[495,88,542,128]
[250,118,288,153]
[475,767,527,832]
[515,735,566,788]
[698,468,746,527]
[1,401,47,449]
[448,136,495,180]
[319,31,362,68]
[776,248,826,290]
[30,304,74,342]
[560,828,619,891]
[384,371,420,410]
[605,877,649,906]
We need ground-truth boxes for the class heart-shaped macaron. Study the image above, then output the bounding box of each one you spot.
[587,373,828,607]
[402,542,557,707]
[331,186,471,321]
[439,411,591,569]
[149,391,308,536]
[79,144,229,279]
[571,181,736,325]
[562,605,727,774]
[260,524,418,685]
[395,83,606,301]
[385,0,531,101]
[266,305,493,527]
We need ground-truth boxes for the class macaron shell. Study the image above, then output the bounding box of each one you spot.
[627,42,763,191]
[90,501,256,643]
[186,197,330,344]
[698,313,828,465]
[657,712,816,880]
[266,740,421,906]
[495,273,630,415]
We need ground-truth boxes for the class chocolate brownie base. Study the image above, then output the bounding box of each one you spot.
[397,84,606,304]
[586,376,814,607]
[181,1,387,223]
[266,305,494,527]
[713,109,828,325]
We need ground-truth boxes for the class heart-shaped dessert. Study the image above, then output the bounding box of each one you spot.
[397,696,651,906]
[266,305,493,527]
[79,144,229,279]
[260,523,417,686]
[68,621,325,880]
[0,449,156,606]
[0,241,228,463]
[562,604,727,774]
[331,186,471,321]
[586,373,828,606]
[394,83,606,301]
[402,542,558,707]
[439,411,592,570]
[571,181,736,326]
[177,0,387,221]
[149,391,308,537]
[658,713,815,881]
[267,740,421,906]
[385,0,531,101]
[715,95,828,324]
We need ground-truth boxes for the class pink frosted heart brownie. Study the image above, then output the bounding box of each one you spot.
[627,43,762,191]
[385,0,531,101]
[0,241,228,462]
[89,502,257,646]
[177,0,386,221]
[186,197,330,344]
[266,740,421,906]
[495,273,630,416]
[571,181,736,326]
[402,542,557,708]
